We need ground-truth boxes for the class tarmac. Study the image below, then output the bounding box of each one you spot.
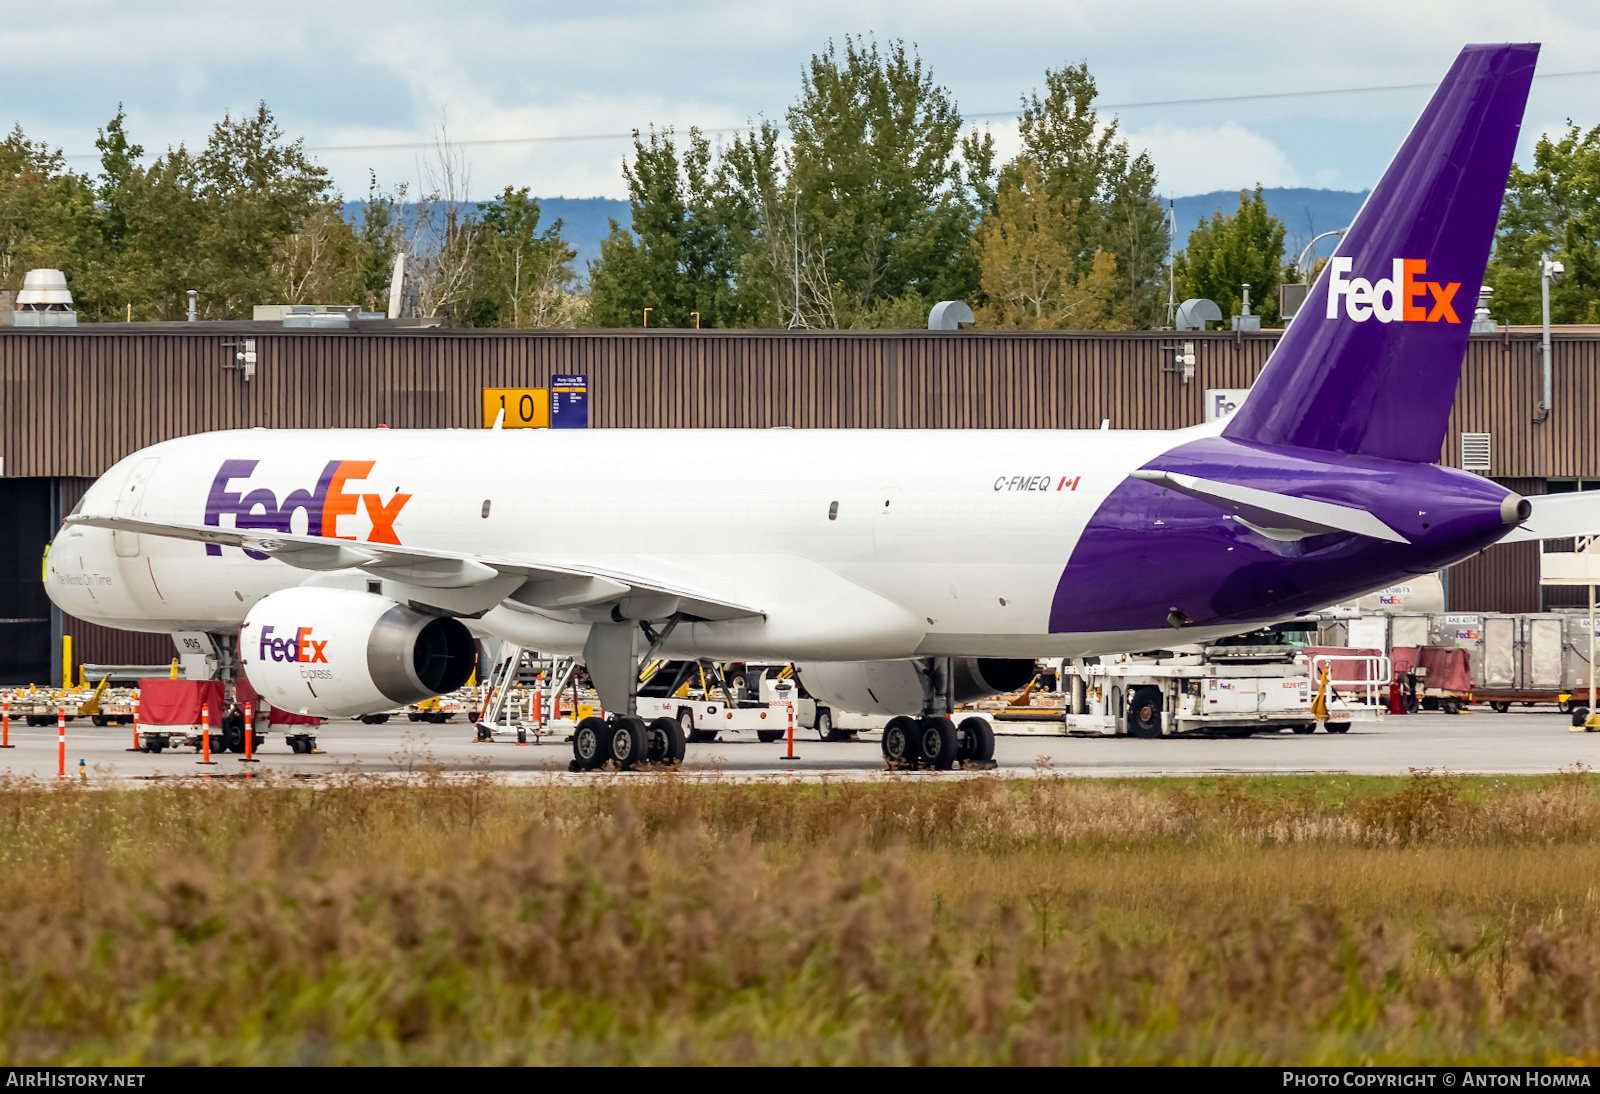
[3,708,1599,783]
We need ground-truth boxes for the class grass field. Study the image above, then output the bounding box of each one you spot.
[2,765,1600,1065]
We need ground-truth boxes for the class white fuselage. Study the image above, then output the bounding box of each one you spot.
[47,423,1253,662]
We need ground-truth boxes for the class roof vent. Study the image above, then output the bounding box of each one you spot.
[1174,298,1222,331]
[11,268,76,326]
[1461,432,1491,471]
[928,300,974,330]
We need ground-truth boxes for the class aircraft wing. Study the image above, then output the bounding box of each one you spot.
[1130,470,1410,544]
[64,514,763,622]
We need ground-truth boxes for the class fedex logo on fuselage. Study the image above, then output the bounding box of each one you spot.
[259,625,327,664]
[205,459,410,559]
[1325,257,1461,324]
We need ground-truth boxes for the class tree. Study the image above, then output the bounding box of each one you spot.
[0,126,99,296]
[1009,62,1167,327]
[588,127,741,328]
[974,158,1119,329]
[194,103,336,316]
[1173,187,1286,325]
[472,186,580,328]
[1485,122,1600,324]
[784,37,992,327]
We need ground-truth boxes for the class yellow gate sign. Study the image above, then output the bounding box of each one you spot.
[482,388,549,429]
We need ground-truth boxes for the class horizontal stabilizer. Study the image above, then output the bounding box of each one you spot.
[66,513,763,621]
[1130,470,1410,544]
[1498,492,1600,543]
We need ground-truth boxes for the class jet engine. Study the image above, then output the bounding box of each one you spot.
[794,657,1037,716]
[239,587,476,719]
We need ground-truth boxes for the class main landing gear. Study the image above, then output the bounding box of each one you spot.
[878,659,996,771]
[568,619,689,771]
[570,714,686,771]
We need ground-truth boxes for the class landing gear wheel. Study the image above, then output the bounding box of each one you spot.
[647,717,686,765]
[1291,723,1317,734]
[881,715,918,768]
[956,716,995,764]
[221,711,246,753]
[914,716,958,770]
[359,713,391,725]
[1492,701,1511,714]
[1325,722,1351,734]
[756,729,783,743]
[1126,687,1163,738]
[572,716,608,770]
[424,711,447,724]
[606,716,648,770]
[92,715,107,727]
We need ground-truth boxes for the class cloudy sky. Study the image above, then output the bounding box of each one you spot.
[7,1,1600,202]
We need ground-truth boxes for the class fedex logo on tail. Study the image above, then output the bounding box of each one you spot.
[1326,258,1461,324]
[205,459,410,558]
[259,625,327,663]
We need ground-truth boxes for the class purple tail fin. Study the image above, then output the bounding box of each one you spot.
[1222,44,1538,463]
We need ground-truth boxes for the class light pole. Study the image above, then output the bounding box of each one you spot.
[1537,253,1565,421]
[787,188,806,330]
[1294,228,1349,283]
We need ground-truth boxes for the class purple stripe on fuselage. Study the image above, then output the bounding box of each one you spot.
[1049,437,1516,634]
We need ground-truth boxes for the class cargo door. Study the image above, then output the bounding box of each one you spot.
[1527,616,1563,690]
[112,457,160,558]
[1482,616,1516,688]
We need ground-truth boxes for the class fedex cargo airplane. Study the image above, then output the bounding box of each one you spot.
[45,44,1597,769]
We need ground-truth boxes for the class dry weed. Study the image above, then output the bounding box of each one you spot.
[0,769,1596,1063]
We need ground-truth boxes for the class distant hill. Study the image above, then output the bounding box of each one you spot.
[339,197,629,282]
[343,189,1367,287]
[533,197,630,274]
[1171,188,1369,261]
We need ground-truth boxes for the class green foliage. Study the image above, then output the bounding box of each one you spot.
[588,128,741,328]
[1006,62,1168,328]
[784,36,991,326]
[1173,186,1287,325]
[0,105,580,326]
[588,37,995,330]
[975,158,1120,329]
[1485,122,1600,324]
[470,187,580,328]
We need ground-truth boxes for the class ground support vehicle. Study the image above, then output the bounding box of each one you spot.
[1048,647,1388,737]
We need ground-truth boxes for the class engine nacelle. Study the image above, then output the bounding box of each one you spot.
[794,657,1037,716]
[239,587,476,718]
[950,657,1037,702]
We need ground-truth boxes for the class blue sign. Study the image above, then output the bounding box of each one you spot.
[550,374,588,429]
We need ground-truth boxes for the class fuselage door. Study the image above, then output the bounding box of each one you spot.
[112,457,160,558]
